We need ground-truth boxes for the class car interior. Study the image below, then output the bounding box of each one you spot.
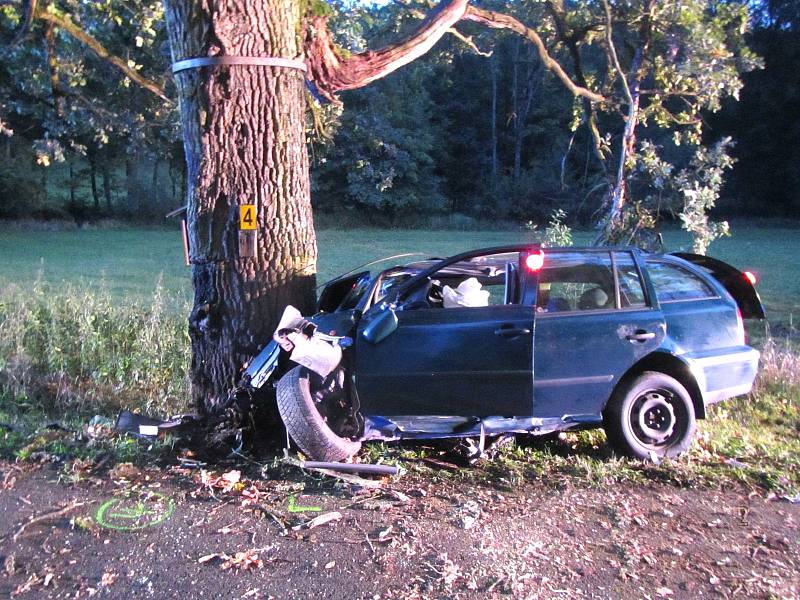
[364,250,647,313]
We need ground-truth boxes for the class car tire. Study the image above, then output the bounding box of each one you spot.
[604,371,696,460]
[276,366,361,462]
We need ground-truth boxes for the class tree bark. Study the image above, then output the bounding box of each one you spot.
[513,46,541,188]
[150,158,159,213]
[125,155,139,213]
[68,161,76,204]
[511,40,520,186]
[163,0,317,412]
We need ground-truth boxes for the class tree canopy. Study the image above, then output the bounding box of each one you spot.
[0,0,794,233]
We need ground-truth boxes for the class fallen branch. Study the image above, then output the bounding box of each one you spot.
[12,500,85,542]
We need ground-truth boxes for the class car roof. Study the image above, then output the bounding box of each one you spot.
[387,245,651,275]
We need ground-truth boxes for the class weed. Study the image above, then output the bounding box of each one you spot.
[0,280,190,418]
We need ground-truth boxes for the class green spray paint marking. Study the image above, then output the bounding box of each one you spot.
[287,495,322,513]
[96,491,175,531]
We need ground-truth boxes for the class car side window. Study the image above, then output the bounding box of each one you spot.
[400,252,521,309]
[614,252,647,308]
[536,251,615,313]
[646,261,717,302]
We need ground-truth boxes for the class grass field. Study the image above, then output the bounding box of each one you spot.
[1,222,798,496]
[0,223,798,320]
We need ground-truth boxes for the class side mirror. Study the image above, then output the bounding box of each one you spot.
[361,304,399,344]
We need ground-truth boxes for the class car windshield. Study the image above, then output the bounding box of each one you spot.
[375,272,413,303]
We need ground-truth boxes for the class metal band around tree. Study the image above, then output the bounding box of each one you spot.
[171,56,307,74]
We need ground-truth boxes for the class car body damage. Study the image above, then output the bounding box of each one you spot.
[242,245,765,462]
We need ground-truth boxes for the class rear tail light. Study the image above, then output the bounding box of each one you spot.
[743,271,758,285]
[736,307,747,345]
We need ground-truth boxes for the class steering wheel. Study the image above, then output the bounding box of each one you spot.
[426,279,444,308]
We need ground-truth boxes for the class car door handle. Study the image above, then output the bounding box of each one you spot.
[626,330,656,342]
[494,326,531,338]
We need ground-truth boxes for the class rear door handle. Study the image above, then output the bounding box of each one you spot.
[494,326,531,338]
[626,330,656,343]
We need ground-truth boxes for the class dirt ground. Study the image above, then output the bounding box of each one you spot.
[0,458,798,600]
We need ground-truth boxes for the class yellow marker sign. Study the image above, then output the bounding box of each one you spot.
[239,205,257,230]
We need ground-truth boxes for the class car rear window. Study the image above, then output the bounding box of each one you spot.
[646,261,717,302]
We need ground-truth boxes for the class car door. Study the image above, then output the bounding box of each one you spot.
[532,250,665,420]
[354,255,534,418]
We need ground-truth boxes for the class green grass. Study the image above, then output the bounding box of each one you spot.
[0,222,798,494]
[1,223,797,320]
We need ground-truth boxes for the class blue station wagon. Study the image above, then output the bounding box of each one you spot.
[244,246,764,462]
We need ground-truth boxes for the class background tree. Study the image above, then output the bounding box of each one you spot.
[710,0,800,219]
[552,0,760,250]
[0,0,178,220]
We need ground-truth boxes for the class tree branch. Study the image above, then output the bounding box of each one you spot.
[447,26,491,57]
[463,5,605,103]
[10,0,37,46]
[35,5,170,102]
[545,1,609,166]
[305,0,470,101]
[601,0,632,104]
[305,0,604,104]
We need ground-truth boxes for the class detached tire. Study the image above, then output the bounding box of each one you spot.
[276,366,361,462]
[604,371,696,460]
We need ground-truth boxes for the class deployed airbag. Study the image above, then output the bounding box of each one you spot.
[442,277,490,308]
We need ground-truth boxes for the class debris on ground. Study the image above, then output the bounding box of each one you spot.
[292,511,342,531]
[198,548,270,571]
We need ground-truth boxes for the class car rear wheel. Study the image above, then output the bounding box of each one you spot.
[604,371,696,459]
[276,366,361,462]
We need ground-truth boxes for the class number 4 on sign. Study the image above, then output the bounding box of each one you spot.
[240,204,257,230]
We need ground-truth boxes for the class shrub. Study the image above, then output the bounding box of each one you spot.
[0,279,190,418]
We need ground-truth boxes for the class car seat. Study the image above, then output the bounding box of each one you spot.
[546,297,571,312]
[578,287,610,310]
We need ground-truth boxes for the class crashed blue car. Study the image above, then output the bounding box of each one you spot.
[244,245,764,462]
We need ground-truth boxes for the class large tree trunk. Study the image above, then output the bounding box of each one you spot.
[163,0,317,413]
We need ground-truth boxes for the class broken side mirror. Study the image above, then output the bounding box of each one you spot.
[361,304,398,344]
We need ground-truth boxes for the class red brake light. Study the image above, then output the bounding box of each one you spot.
[743,271,758,285]
[525,250,545,272]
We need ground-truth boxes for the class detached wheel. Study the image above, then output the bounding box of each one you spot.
[276,366,361,462]
[604,371,696,460]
